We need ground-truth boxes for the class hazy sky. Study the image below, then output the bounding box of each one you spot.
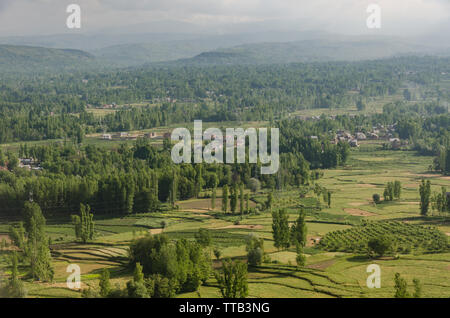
[0,0,448,37]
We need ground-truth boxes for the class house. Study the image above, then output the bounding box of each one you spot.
[20,158,34,165]
[389,138,401,149]
[145,132,157,139]
[356,132,366,140]
[368,132,379,140]
[126,134,139,140]
[349,139,359,147]
[310,136,319,140]
[102,134,112,140]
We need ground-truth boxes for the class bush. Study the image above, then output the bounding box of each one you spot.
[296,253,306,267]
[368,236,393,257]
[128,234,211,294]
[248,178,261,193]
[372,194,381,204]
[247,247,264,266]
[246,234,264,266]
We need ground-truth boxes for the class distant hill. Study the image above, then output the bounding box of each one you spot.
[2,31,448,68]
[91,42,215,66]
[0,45,98,74]
[89,31,330,66]
[173,38,440,65]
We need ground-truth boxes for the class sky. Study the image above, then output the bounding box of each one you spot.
[0,0,448,37]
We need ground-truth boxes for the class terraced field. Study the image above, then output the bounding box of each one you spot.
[1,145,449,298]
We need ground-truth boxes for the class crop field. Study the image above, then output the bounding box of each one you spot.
[1,143,448,298]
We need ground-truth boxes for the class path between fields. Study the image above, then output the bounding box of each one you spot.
[215,224,263,230]
[148,229,164,235]
[307,259,336,270]
[344,208,376,217]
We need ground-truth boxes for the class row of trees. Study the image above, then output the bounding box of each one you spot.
[272,208,308,267]
[219,183,251,214]
[383,181,402,202]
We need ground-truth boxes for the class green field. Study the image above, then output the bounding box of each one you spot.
[1,144,448,298]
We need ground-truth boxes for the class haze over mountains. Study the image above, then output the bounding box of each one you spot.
[0,28,449,73]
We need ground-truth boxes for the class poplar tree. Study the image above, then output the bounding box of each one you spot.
[72,203,95,243]
[393,181,402,199]
[290,208,307,250]
[222,185,228,213]
[239,183,244,215]
[230,184,238,214]
[22,202,54,282]
[211,177,217,210]
[272,209,290,250]
[5,252,27,298]
[327,191,331,208]
[266,192,273,212]
[245,193,250,213]
[215,259,248,298]
[394,273,409,298]
[419,179,431,216]
[152,171,159,199]
[170,171,177,207]
[99,268,111,297]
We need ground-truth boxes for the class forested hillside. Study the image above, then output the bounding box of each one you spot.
[0,45,99,74]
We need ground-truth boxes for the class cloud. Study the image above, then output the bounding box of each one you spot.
[0,0,448,36]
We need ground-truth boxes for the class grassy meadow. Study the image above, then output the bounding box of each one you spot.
[1,140,448,298]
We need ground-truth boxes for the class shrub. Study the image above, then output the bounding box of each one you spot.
[296,252,306,267]
[128,234,211,294]
[246,234,264,266]
[368,236,393,257]
[372,194,381,204]
[248,247,264,266]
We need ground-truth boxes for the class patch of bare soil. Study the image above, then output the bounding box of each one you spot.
[307,259,335,270]
[356,184,377,188]
[0,234,11,243]
[0,234,18,251]
[344,208,376,217]
[35,281,88,290]
[216,224,263,230]
[149,229,163,235]
[409,173,440,178]
[402,201,420,205]
[446,233,450,237]
[181,208,210,212]
[306,236,322,247]
[349,202,366,207]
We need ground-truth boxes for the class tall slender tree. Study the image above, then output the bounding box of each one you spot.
[419,179,431,216]
[239,183,244,215]
[72,203,95,243]
[222,185,228,213]
[290,208,307,251]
